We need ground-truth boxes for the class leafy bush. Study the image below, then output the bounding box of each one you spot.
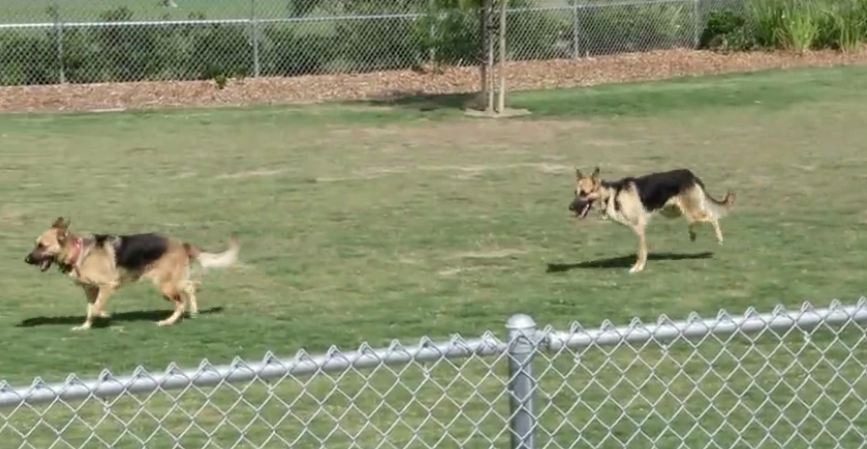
[577,3,692,57]
[701,0,867,53]
[187,23,252,80]
[334,2,420,72]
[91,7,182,81]
[699,9,755,52]
[260,26,339,75]
[414,5,479,66]
[0,32,58,85]
[507,7,571,61]
[816,0,867,51]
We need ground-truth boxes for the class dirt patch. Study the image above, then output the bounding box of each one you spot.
[2,49,867,114]
[315,162,571,182]
[450,249,527,259]
[215,168,286,180]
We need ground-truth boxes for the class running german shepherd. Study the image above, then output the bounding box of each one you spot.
[24,217,240,330]
[569,168,735,273]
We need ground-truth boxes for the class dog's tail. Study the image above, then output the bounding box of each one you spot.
[705,190,736,218]
[184,235,240,270]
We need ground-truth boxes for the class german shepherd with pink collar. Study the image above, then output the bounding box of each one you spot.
[24,217,239,330]
[569,168,735,273]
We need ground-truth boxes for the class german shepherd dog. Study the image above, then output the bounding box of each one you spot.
[569,168,735,273]
[24,217,240,330]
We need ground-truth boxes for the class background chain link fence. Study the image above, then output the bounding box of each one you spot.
[0,0,743,86]
[1,300,865,449]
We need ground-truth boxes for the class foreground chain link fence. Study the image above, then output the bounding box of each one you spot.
[1,298,865,449]
[0,0,744,86]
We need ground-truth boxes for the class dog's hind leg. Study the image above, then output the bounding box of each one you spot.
[157,284,185,327]
[181,280,200,317]
[710,219,724,245]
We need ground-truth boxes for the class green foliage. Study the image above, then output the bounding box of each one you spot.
[415,2,479,66]
[703,0,867,53]
[0,32,58,85]
[816,0,867,51]
[576,3,692,56]
[699,9,755,52]
[5,0,863,86]
[187,23,252,79]
[260,26,338,75]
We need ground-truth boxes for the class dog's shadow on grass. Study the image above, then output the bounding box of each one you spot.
[546,252,714,272]
[16,306,224,328]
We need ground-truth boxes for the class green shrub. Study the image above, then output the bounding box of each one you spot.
[334,1,420,72]
[187,23,252,79]
[699,9,755,52]
[260,26,339,76]
[577,3,692,56]
[0,32,58,85]
[816,0,867,51]
[745,0,865,52]
[507,6,570,61]
[414,5,479,66]
[91,7,182,81]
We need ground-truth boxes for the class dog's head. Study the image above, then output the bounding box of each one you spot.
[24,216,72,272]
[568,167,603,219]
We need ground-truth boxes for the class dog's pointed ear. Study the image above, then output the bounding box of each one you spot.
[591,167,600,180]
[51,216,69,229]
[575,168,584,179]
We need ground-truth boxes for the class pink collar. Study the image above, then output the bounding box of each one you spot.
[67,237,84,267]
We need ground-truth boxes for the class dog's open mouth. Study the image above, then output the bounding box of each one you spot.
[39,259,53,271]
[579,200,593,218]
[26,255,54,272]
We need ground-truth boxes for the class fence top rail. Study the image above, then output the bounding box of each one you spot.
[542,297,867,351]
[0,298,863,408]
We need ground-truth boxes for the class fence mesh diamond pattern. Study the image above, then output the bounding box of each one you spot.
[0,0,743,86]
[1,300,865,449]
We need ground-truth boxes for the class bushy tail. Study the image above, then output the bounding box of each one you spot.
[186,236,240,269]
[705,190,736,218]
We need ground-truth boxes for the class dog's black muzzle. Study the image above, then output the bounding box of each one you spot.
[25,252,54,271]
[569,196,593,219]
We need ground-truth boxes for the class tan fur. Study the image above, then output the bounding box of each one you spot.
[27,217,239,330]
[574,168,735,274]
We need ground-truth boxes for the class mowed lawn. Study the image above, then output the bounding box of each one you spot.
[1,65,867,389]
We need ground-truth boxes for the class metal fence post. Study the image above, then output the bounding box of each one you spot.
[50,0,65,84]
[506,314,538,449]
[693,0,701,48]
[571,0,580,59]
[250,0,261,77]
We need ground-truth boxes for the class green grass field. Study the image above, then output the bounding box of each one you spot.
[0,65,866,448]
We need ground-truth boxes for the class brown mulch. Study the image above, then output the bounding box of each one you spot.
[2,48,867,114]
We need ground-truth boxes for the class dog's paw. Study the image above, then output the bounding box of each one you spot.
[628,265,644,274]
[97,311,112,319]
[156,319,175,327]
[71,324,91,331]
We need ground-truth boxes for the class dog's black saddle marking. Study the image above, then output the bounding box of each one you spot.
[95,233,169,271]
[611,169,700,212]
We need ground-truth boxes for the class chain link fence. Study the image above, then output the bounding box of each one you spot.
[1,299,865,449]
[0,0,744,86]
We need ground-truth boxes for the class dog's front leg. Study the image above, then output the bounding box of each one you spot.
[73,285,115,331]
[629,224,648,274]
